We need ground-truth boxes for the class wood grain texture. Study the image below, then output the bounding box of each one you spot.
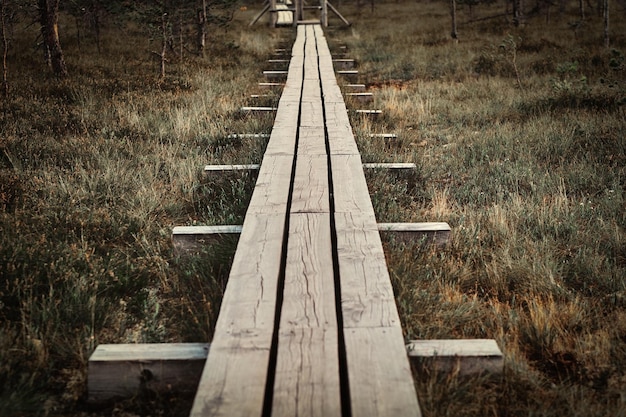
[407,339,503,376]
[272,328,341,417]
[334,213,401,329]
[190,213,285,417]
[330,155,375,215]
[345,327,422,417]
[282,213,336,329]
[89,343,208,403]
[290,155,330,214]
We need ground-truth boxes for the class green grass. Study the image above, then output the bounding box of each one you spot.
[1,0,625,416]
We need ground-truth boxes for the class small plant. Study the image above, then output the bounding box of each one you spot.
[499,34,523,90]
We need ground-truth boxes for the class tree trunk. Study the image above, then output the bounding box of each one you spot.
[160,12,167,78]
[579,0,585,20]
[39,0,68,77]
[513,0,523,26]
[197,8,206,55]
[92,0,101,54]
[450,0,458,40]
[603,0,609,47]
[1,0,9,97]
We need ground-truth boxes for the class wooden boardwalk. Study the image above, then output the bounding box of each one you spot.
[189,24,421,417]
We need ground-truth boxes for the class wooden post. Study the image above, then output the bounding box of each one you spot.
[296,0,304,23]
[321,0,328,27]
[450,0,458,41]
[270,0,277,27]
[603,0,609,48]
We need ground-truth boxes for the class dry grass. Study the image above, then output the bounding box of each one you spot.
[335,1,625,416]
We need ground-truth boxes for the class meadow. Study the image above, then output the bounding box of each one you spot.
[0,0,624,416]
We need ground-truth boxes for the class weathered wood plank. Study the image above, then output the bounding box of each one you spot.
[363,162,416,170]
[281,214,336,328]
[172,225,242,251]
[241,106,277,112]
[204,164,260,173]
[407,339,503,376]
[227,133,270,139]
[290,155,330,214]
[334,213,401,329]
[370,133,397,139]
[88,343,208,403]
[333,59,355,70]
[343,83,366,91]
[264,70,288,80]
[355,109,382,115]
[190,213,286,417]
[378,222,452,246]
[330,155,375,215]
[344,327,422,417]
[337,70,359,77]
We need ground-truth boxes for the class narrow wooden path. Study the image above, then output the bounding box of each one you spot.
[189,24,421,417]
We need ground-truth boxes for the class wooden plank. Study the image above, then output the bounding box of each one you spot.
[290,155,330,214]
[346,92,373,102]
[378,222,452,246]
[172,225,242,251]
[281,214,336,328]
[337,70,358,77]
[370,133,397,139]
[227,133,270,139]
[355,109,382,115]
[297,126,327,156]
[273,328,341,417]
[407,339,503,376]
[241,106,277,112]
[334,213,401,328]
[88,343,208,403]
[190,214,286,417]
[204,164,260,173]
[343,83,366,91]
[363,162,416,170]
[344,327,422,417]
[330,155,375,215]
[333,59,355,70]
[264,70,288,80]
[259,82,285,88]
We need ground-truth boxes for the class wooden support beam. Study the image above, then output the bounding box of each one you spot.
[263,70,288,80]
[172,225,243,251]
[258,82,285,88]
[370,133,397,139]
[203,164,261,173]
[407,339,503,376]
[327,1,351,26]
[343,83,366,91]
[378,222,452,246]
[355,109,382,116]
[88,339,501,403]
[337,70,359,77]
[346,92,373,102]
[88,343,209,403]
[227,133,271,139]
[240,106,277,113]
[172,222,450,249]
[362,162,415,170]
[250,1,271,26]
[333,59,355,69]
